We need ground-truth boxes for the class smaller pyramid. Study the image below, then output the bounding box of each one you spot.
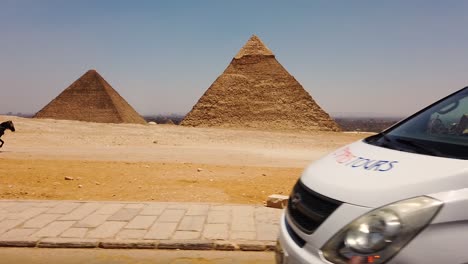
[163,119,175,125]
[34,70,146,124]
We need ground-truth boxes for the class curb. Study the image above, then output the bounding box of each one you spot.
[0,238,276,252]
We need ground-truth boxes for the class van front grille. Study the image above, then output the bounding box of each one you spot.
[287,180,342,234]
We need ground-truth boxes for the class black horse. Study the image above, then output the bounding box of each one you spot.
[0,121,15,148]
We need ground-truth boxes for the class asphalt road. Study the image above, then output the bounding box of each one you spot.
[0,248,275,264]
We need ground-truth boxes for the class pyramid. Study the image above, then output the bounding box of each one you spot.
[181,35,340,131]
[34,70,146,124]
[163,119,175,125]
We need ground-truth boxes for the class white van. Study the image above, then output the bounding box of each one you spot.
[277,87,468,264]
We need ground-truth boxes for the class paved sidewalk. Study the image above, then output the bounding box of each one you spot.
[0,200,283,251]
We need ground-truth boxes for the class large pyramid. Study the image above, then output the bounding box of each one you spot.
[181,35,340,131]
[34,70,146,124]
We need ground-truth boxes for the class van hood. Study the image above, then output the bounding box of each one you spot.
[301,140,468,208]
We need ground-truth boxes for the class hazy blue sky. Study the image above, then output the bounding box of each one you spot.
[1,0,468,117]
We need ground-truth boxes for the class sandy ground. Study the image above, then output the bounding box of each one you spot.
[0,116,369,204]
[0,248,275,264]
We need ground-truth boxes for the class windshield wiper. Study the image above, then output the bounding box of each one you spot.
[365,132,406,151]
[370,132,397,146]
[371,133,451,158]
[366,132,391,143]
[394,138,448,157]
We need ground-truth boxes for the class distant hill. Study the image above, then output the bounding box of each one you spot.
[335,117,402,132]
[144,114,401,133]
[2,112,34,118]
[4,112,400,133]
[143,114,184,125]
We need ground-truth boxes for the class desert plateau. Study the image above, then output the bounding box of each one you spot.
[0,115,369,204]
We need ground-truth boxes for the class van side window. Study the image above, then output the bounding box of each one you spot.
[428,97,468,136]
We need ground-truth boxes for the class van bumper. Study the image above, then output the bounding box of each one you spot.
[277,213,332,264]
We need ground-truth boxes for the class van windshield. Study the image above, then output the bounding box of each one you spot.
[365,87,468,160]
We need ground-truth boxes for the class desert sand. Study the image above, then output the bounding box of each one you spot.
[0,115,369,204]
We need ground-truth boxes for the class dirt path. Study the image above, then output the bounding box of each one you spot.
[0,248,274,264]
[0,116,369,204]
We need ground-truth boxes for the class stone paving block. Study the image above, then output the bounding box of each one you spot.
[38,238,98,248]
[186,205,209,216]
[210,205,232,212]
[202,224,228,240]
[238,241,267,251]
[16,207,49,220]
[108,208,140,221]
[124,203,145,209]
[255,213,281,225]
[1,228,38,238]
[60,228,88,238]
[177,216,205,232]
[140,204,166,216]
[172,231,200,240]
[207,210,230,224]
[0,238,37,247]
[59,203,101,221]
[144,222,177,240]
[230,231,256,240]
[116,229,147,239]
[134,240,159,249]
[255,206,281,214]
[0,219,26,235]
[99,239,157,249]
[4,214,22,220]
[33,201,61,208]
[33,221,75,238]
[125,215,157,229]
[3,203,31,213]
[94,204,124,215]
[232,206,254,217]
[158,240,214,250]
[0,203,14,209]
[47,202,81,214]
[214,241,238,251]
[255,207,282,224]
[5,214,23,220]
[100,240,136,249]
[23,214,61,228]
[264,241,277,251]
[157,209,185,222]
[24,202,50,208]
[256,224,279,241]
[231,217,255,232]
[87,221,127,239]
[16,202,32,208]
[167,204,190,210]
[75,214,110,228]
[0,200,283,251]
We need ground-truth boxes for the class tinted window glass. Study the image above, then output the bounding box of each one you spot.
[366,87,468,159]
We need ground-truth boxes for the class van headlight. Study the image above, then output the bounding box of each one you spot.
[321,196,442,264]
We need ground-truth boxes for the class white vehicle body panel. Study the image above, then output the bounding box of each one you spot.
[278,141,468,264]
[278,87,468,264]
[301,141,467,208]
